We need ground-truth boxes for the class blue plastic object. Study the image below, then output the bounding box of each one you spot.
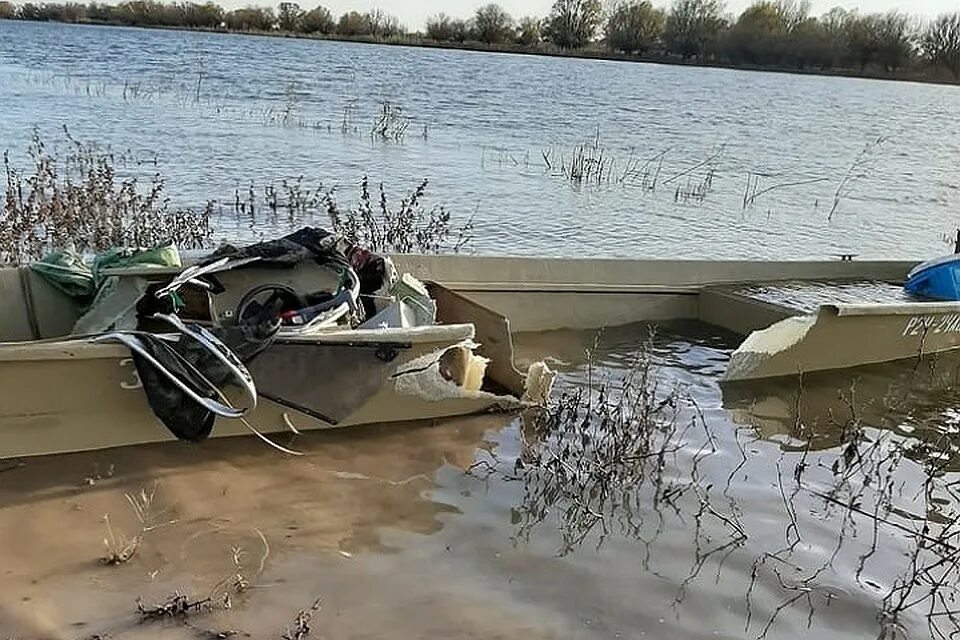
[904,255,960,301]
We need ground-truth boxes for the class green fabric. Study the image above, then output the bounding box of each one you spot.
[29,245,182,308]
[28,250,96,302]
[91,245,181,284]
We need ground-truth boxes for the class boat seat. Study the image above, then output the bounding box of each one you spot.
[0,267,82,342]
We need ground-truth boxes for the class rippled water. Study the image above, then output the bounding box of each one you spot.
[1,20,959,259]
[730,279,919,312]
[3,19,960,640]
[3,323,960,639]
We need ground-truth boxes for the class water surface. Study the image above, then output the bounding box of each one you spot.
[3,20,960,640]
[1,20,958,259]
[3,323,959,639]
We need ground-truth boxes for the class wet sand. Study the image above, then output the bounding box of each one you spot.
[2,322,958,639]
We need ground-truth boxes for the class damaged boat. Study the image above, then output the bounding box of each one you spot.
[4,235,958,460]
[385,253,960,382]
[0,228,551,459]
[717,255,960,381]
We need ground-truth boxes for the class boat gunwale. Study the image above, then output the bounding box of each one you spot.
[0,340,128,361]
[824,301,960,317]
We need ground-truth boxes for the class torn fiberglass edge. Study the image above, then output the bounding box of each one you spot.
[394,339,541,404]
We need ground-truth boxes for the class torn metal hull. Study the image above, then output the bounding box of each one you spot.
[0,253,947,459]
[0,323,526,459]
[0,256,538,459]
[723,302,960,381]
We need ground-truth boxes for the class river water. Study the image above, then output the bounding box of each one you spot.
[3,19,960,640]
[2,322,960,639]
[1,20,959,259]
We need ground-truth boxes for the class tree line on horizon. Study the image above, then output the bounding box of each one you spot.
[0,0,958,79]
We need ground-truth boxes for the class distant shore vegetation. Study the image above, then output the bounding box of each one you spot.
[1,0,958,83]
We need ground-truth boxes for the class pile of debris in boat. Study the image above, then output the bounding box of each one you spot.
[0,227,554,459]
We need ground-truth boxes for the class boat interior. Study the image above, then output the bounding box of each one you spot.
[0,266,79,342]
[0,253,940,458]
[0,253,528,398]
[0,256,920,346]
[393,255,918,336]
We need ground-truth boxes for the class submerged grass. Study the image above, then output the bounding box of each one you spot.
[15,69,430,147]
[472,330,744,557]
[129,521,306,637]
[1,129,473,263]
[1,127,213,265]
[233,174,473,254]
[473,327,960,639]
[776,369,960,640]
[281,598,322,640]
[101,483,176,565]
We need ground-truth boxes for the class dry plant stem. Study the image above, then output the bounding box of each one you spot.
[540,133,720,200]
[478,327,960,639]
[499,329,744,562]
[282,598,322,640]
[4,130,471,264]
[828,136,886,221]
[102,483,176,565]
[232,175,473,254]
[370,100,409,141]
[136,591,225,621]
[751,353,960,639]
[741,173,830,209]
[2,127,212,264]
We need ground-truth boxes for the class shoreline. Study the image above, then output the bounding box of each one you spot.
[4,18,959,88]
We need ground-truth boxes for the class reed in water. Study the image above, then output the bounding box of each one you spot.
[0,127,212,264]
[473,325,960,639]
[1,129,474,263]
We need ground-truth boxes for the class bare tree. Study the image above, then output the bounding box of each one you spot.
[277,2,303,31]
[724,1,789,64]
[922,12,960,78]
[336,10,369,35]
[874,11,915,72]
[426,13,455,40]
[365,8,403,38]
[664,0,728,59]
[225,7,275,31]
[474,3,514,44]
[605,0,666,55]
[300,5,334,33]
[843,11,916,72]
[544,0,603,49]
[516,16,543,45]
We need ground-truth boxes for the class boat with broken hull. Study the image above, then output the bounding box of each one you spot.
[1,240,955,459]
[393,253,960,381]
[0,230,551,459]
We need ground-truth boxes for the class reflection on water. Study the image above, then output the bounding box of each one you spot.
[722,354,960,639]
[4,323,960,639]
[514,323,960,639]
[507,324,742,561]
[724,353,960,464]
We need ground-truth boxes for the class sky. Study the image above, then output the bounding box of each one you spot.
[216,0,958,31]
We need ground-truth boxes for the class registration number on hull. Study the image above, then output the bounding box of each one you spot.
[903,314,960,336]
